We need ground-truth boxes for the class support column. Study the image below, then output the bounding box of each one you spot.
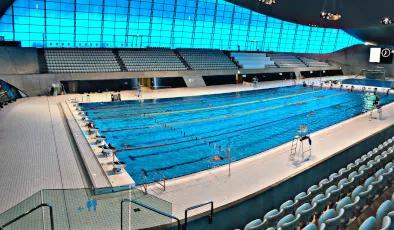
[11,4,15,41]
[100,0,105,48]
[147,0,155,45]
[67,81,79,93]
[295,71,302,80]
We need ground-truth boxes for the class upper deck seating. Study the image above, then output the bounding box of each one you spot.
[231,52,276,69]
[118,48,187,72]
[178,49,238,70]
[267,54,307,68]
[45,49,121,73]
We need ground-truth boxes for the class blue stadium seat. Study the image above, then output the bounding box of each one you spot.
[295,203,315,226]
[295,192,311,208]
[349,171,364,188]
[320,209,345,230]
[318,209,337,227]
[280,200,297,216]
[380,216,391,230]
[312,193,329,216]
[338,196,360,225]
[325,185,341,206]
[277,214,300,230]
[244,219,264,230]
[329,173,342,185]
[302,223,317,230]
[338,177,354,196]
[376,200,394,226]
[263,209,283,228]
[358,185,374,212]
[307,185,321,199]
[319,179,331,193]
[371,176,384,197]
[339,167,352,179]
[359,216,377,230]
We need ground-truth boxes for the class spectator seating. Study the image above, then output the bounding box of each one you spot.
[177,49,238,70]
[230,52,276,69]
[242,136,394,230]
[118,48,187,72]
[45,49,121,73]
[299,57,331,68]
[267,54,307,68]
[358,194,394,229]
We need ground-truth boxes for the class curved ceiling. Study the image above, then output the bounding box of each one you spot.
[226,0,394,45]
[0,0,14,18]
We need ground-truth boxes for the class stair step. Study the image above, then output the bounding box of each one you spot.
[174,49,192,70]
[37,49,48,73]
[113,49,127,71]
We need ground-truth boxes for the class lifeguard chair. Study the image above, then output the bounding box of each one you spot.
[289,125,312,163]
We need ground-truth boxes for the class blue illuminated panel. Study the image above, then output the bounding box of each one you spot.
[0,0,362,53]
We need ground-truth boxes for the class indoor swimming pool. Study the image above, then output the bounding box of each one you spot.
[342,78,394,88]
[80,86,394,185]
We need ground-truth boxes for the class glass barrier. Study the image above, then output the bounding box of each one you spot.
[0,187,172,230]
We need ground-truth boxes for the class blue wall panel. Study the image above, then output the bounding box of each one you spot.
[0,0,362,53]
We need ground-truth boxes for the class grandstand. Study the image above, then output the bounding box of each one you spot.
[177,49,238,70]
[1,0,394,230]
[267,53,308,68]
[118,48,187,72]
[231,52,276,69]
[44,49,121,73]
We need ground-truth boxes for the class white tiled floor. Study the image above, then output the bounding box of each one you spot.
[0,97,85,213]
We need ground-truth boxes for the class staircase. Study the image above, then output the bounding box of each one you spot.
[112,49,127,72]
[223,51,242,69]
[37,49,48,73]
[174,49,192,70]
[297,56,310,67]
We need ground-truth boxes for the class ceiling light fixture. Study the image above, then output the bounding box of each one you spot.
[381,17,393,25]
[257,0,276,5]
[320,11,342,21]
[320,0,342,21]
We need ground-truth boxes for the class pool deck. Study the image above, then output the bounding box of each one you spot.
[2,75,392,225]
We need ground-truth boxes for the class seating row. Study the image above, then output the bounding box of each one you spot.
[242,137,394,230]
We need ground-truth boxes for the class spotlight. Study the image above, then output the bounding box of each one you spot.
[320,11,341,21]
[381,17,392,25]
[258,0,276,5]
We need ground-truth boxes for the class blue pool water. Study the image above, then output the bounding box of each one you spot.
[81,86,394,185]
[342,78,394,88]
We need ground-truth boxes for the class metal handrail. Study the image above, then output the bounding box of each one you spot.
[183,201,213,230]
[121,198,181,230]
[141,170,166,194]
[0,203,54,230]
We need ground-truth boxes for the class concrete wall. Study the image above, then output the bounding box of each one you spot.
[183,76,206,87]
[300,44,394,78]
[0,47,39,74]
[0,47,345,96]
[0,65,339,96]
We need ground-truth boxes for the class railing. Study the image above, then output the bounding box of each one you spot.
[0,188,172,230]
[141,170,167,194]
[0,204,54,230]
[121,199,181,230]
[183,201,213,230]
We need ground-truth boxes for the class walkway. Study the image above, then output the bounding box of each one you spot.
[0,97,85,213]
